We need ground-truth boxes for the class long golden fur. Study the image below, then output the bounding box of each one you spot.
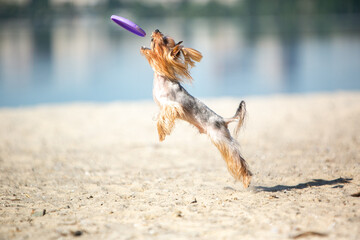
[141,31,202,82]
[156,103,185,141]
[141,29,252,188]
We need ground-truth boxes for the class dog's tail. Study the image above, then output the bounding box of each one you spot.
[209,129,252,188]
[225,100,246,138]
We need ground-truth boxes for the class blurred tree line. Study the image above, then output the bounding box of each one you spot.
[0,0,359,19]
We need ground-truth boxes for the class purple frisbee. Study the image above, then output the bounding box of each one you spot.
[111,15,146,37]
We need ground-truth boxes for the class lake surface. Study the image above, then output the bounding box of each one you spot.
[0,15,359,107]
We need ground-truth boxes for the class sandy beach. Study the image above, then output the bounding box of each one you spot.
[0,92,359,240]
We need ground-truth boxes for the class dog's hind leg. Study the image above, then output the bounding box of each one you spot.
[208,124,252,188]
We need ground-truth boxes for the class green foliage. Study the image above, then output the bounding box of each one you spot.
[0,0,359,19]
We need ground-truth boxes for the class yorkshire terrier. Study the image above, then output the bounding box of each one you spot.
[140,29,252,188]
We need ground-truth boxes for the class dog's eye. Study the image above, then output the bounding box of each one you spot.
[163,37,168,45]
[151,38,154,42]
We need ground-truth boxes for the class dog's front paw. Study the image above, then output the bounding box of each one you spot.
[158,133,165,142]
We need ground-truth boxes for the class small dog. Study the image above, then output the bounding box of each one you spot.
[141,29,252,188]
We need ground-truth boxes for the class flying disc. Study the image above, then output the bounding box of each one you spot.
[111,15,146,37]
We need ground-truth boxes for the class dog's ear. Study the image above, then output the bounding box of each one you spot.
[166,37,176,47]
[170,41,183,58]
[180,47,203,68]
[182,47,202,63]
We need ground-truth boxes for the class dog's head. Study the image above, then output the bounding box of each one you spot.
[141,29,202,82]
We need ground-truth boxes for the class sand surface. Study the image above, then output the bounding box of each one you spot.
[0,92,359,240]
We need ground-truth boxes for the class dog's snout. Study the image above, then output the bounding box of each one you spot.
[154,29,160,33]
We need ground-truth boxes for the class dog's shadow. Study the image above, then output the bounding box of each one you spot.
[255,177,352,192]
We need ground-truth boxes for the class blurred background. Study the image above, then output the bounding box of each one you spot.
[0,0,359,107]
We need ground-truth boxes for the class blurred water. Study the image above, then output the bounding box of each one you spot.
[0,15,359,107]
